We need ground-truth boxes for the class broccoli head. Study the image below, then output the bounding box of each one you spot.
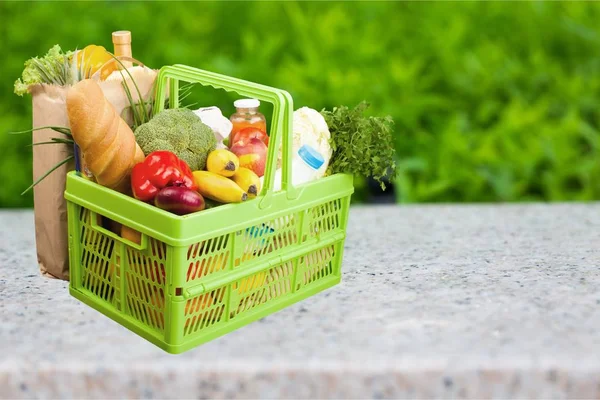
[134,108,217,170]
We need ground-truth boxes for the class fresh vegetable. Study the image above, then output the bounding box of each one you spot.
[321,102,396,189]
[231,127,269,147]
[107,60,158,131]
[131,151,197,202]
[193,106,233,148]
[203,198,223,209]
[14,45,75,96]
[14,125,74,195]
[232,167,261,198]
[193,171,248,203]
[222,137,231,148]
[206,149,239,177]
[230,138,268,177]
[134,109,217,171]
[154,186,205,215]
[75,45,118,80]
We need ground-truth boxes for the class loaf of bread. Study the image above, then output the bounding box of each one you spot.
[67,79,145,193]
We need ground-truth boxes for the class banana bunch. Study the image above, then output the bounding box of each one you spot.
[194,149,261,204]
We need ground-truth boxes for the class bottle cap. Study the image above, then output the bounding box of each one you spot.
[298,145,324,170]
[112,31,132,45]
[234,99,260,109]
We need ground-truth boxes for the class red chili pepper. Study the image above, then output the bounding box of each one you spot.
[131,151,197,202]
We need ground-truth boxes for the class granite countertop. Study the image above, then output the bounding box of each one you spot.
[1,204,600,399]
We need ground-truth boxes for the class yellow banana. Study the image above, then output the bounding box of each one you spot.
[236,272,267,294]
[193,171,248,203]
[231,167,261,198]
[206,149,239,177]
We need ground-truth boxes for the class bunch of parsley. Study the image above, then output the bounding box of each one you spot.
[321,102,396,190]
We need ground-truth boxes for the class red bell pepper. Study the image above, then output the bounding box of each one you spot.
[131,151,197,202]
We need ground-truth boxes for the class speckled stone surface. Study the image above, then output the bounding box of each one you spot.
[1,204,600,399]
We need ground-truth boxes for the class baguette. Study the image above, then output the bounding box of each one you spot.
[67,79,144,193]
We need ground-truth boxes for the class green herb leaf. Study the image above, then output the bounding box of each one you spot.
[30,137,75,147]
[122,80,142,129]
[321,101,396,190]
[9,126,72,137]
[14,45,74,96]
[21,155,74,195]
[110,55,150,128]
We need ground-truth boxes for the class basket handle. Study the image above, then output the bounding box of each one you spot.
[89,211,148,251]
[153,65,299,209]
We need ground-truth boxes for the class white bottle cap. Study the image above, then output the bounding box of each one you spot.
[234,99,260,109]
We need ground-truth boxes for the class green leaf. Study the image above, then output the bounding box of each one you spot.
[21,155,74,195]
[9,126,72,137]
[29,137,74,146]
[110,55,149,127]
[122,80,141,129]
[322,101,396,190]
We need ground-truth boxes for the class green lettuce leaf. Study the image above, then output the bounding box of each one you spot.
[14,45,74,96]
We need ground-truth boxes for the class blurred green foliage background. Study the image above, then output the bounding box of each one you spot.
[2,1,600,207]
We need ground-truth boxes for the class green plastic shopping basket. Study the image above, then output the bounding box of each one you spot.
[65,64,354,354]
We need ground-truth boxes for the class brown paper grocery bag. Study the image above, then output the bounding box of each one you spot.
[99,66,158,124]
[31,84,72,280]
[30,67,158,280]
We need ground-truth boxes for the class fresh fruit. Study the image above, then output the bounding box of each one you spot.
[149,289,217,329]
[231,167,261,198]
[206,149,239,177]
[103,217,123,236]
[154,186,206,215]
[147,288,166,329]
[88,261,116,301]
[233,272,267,315]
[236,272,267,294]
[187,241,205,260]
[186,294,225,328]
[152,263,166,285]
[121,225,142,245]
[187,252,228,281]
[193,171,248,203]
[75,45,118,80]
[302,245,335,284]
[264,262,294,301]
[230,138,268,177]
[231,127,269,147]
[238,154,262,177]
[185,293,214,315]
